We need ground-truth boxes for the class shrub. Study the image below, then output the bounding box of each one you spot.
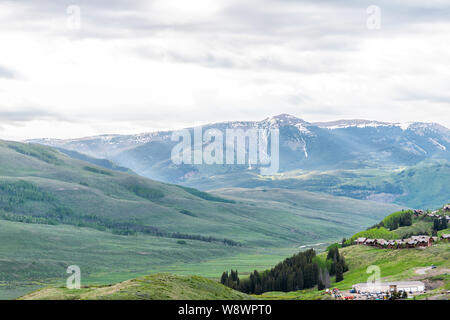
[83,166,113,176]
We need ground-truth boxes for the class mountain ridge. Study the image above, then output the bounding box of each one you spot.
[27,114,450,148]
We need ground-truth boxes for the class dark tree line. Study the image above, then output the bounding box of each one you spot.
[221,248,348,294]
[8,144,61,165]
[0,180,55,211]
[326,246,348,282]
[0,179,241,246]
[382,211,413,230]
[367,210,413,231]
[433,218,448,233]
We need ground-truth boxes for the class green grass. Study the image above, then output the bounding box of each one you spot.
[0,219,254,299]
[255,243,450,300]
[0,219,307,300]
[0,140,412,299]
[348,227,398,242]
[187,159,450,209]
[395,220,434,238]
[335,244,450,289]
[19,274,253,300]
[0,140,402,247]
[438,228,450,237]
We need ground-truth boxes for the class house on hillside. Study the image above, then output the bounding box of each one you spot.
[417,238,431,247]
[357,234,436,250]
[387,240,397,249]
[376,239,387,248]
[352,281,425,294]
[414,209,425,216]
[441,234,450,241]
[356,237,366,245]
[406,239,418,248]
[410,235,432,247]
[443,205,450,212]
[397,240,406,248]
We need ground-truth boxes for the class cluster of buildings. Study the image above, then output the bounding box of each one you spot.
[355,234,450,249]
[352,281,425,295]
[414,208,450,221]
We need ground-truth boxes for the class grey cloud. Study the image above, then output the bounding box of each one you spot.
[0,108,65,122]
[0,65,15,79]
[135,43,349,74]
[4,0,450,38]
[395,93,450,104]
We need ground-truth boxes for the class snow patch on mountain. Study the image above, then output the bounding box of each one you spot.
[314,119,393,130]
[429,138,446,151]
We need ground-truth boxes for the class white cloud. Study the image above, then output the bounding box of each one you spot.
[0,0,449,140]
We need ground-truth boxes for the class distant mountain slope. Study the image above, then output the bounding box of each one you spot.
[0,140,403,248]
[0,139,406,252]
[19,273,252,300]
[29,114,450,183]
[54,147,133,174]
[185,159,450,209]
[28,115,450,209]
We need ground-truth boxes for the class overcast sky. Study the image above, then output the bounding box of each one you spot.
[0,0,449,140]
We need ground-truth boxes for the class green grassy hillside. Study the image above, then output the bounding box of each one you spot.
[221,205,450,300]
[346,205,449,243]
[20,236,448,300]
[19,273,252,300]
[0,140,401,247]
[213,188,404,241]
[0,140,403,299]
[257,243,450,300]
[185,159,450,209]
[15,204,450,300]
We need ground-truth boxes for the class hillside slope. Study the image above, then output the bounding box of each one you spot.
[0,140,403,299]
[187,159,450,209]
[258,243,450,300]
[0,140,402,247]
[223,205,450,300]
[19,274,252,300]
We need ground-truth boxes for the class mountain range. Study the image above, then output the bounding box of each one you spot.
[29,114,450,208]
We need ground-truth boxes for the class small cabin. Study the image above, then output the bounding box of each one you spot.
[441,234,450,241]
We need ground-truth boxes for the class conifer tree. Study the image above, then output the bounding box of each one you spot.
[220,271,228,284]
[335,262,344,282]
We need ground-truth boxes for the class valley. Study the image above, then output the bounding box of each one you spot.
[0,140,402,299]
[19,206,450,300]
[1,115,448,300]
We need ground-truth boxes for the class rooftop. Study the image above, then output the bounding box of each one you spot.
[353,281,424,287]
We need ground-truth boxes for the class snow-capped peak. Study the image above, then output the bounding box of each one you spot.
[264,114,308,125]
[313,119,392,130]
[261,114,314,136]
